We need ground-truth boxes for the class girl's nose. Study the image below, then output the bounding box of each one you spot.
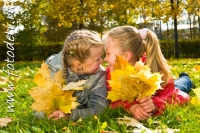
[103,56,107,62]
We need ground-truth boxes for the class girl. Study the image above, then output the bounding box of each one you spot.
[103,26,192,121]
[35,29,108,121]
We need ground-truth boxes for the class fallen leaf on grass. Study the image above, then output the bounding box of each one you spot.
[0,118,12,127]
[62,127,70,132]
[193,65,200,71]
[70,121,84,127]
[116,116,153,133]
[0,77,8,85]
[116,116,180,133]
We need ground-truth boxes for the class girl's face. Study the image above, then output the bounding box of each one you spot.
[104,37,122,71]
[81,46,103,74]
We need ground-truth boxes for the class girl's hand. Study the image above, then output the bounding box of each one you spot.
[48,110,70,120]
[129,104,151,121]
[136,97,155,114]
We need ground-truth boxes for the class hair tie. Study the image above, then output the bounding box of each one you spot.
[138,28,147,40]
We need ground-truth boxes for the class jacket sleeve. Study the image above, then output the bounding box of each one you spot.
[152,78,190,115]
[45,52,63,77]
[70,69,108,121]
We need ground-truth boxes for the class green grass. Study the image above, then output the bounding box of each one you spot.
[0,59,200,133]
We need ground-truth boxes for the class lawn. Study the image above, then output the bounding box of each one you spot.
[0,59,200,133]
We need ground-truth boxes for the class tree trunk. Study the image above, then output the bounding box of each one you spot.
[198,15,200,38]
[171,0,179,58]
[174,17,179,58]
[193,15,196,39]
[167,22,169,41]
[79,0,83,29]
[188,15,192,40]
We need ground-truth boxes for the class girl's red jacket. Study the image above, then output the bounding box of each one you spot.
[106,67,190,115]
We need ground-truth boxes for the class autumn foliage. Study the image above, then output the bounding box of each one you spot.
[29,63,78,115]
[107,56,163,102]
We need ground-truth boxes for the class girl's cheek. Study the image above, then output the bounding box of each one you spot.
[110,66,114,71]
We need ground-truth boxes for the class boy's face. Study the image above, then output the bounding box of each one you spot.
[104,37,122,71]
[81,46,103,74]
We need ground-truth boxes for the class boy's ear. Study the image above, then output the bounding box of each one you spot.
[74,61,83,70]
[123,51,132,62]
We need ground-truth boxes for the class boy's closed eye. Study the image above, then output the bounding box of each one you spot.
[95,57,101,62]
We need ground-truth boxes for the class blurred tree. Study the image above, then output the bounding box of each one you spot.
[47,0,139,35]
[0,1,6,44]
[14,0,49,60]
[185,0,200,39]
[15,0,49,44]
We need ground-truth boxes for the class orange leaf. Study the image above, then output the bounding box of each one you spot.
[113,55,128,70]
[194,65,200,71]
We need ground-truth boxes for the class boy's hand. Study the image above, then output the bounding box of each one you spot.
[129,104,151,121]
[48,110,70,120]
[137,97,155,113]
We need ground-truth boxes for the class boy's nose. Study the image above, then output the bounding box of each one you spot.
[100,58,103,63]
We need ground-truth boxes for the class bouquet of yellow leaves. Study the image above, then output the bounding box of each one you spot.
[107,55,163,102]
[29,63,80,115]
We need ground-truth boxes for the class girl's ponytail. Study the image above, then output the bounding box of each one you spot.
[145,30,170,85]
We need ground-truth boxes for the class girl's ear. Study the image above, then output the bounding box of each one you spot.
[74,61,83,70]
[123,51,133,62]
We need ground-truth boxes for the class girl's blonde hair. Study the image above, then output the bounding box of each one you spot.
[103,26,170,85]
[62,29,103,77]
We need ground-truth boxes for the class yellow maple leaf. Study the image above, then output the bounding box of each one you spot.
[113,55,128,70]
[29,63,79,115]
[29,84,64,114]
[134,60,144,72]
[34,73,46,87]
[37,63,52,80]
[59,91,79,114]
[107,56,163,102]
[54,70,65,84]
[190,88,200,106]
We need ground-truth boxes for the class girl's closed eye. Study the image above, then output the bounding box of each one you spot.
[106,52,110,55]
